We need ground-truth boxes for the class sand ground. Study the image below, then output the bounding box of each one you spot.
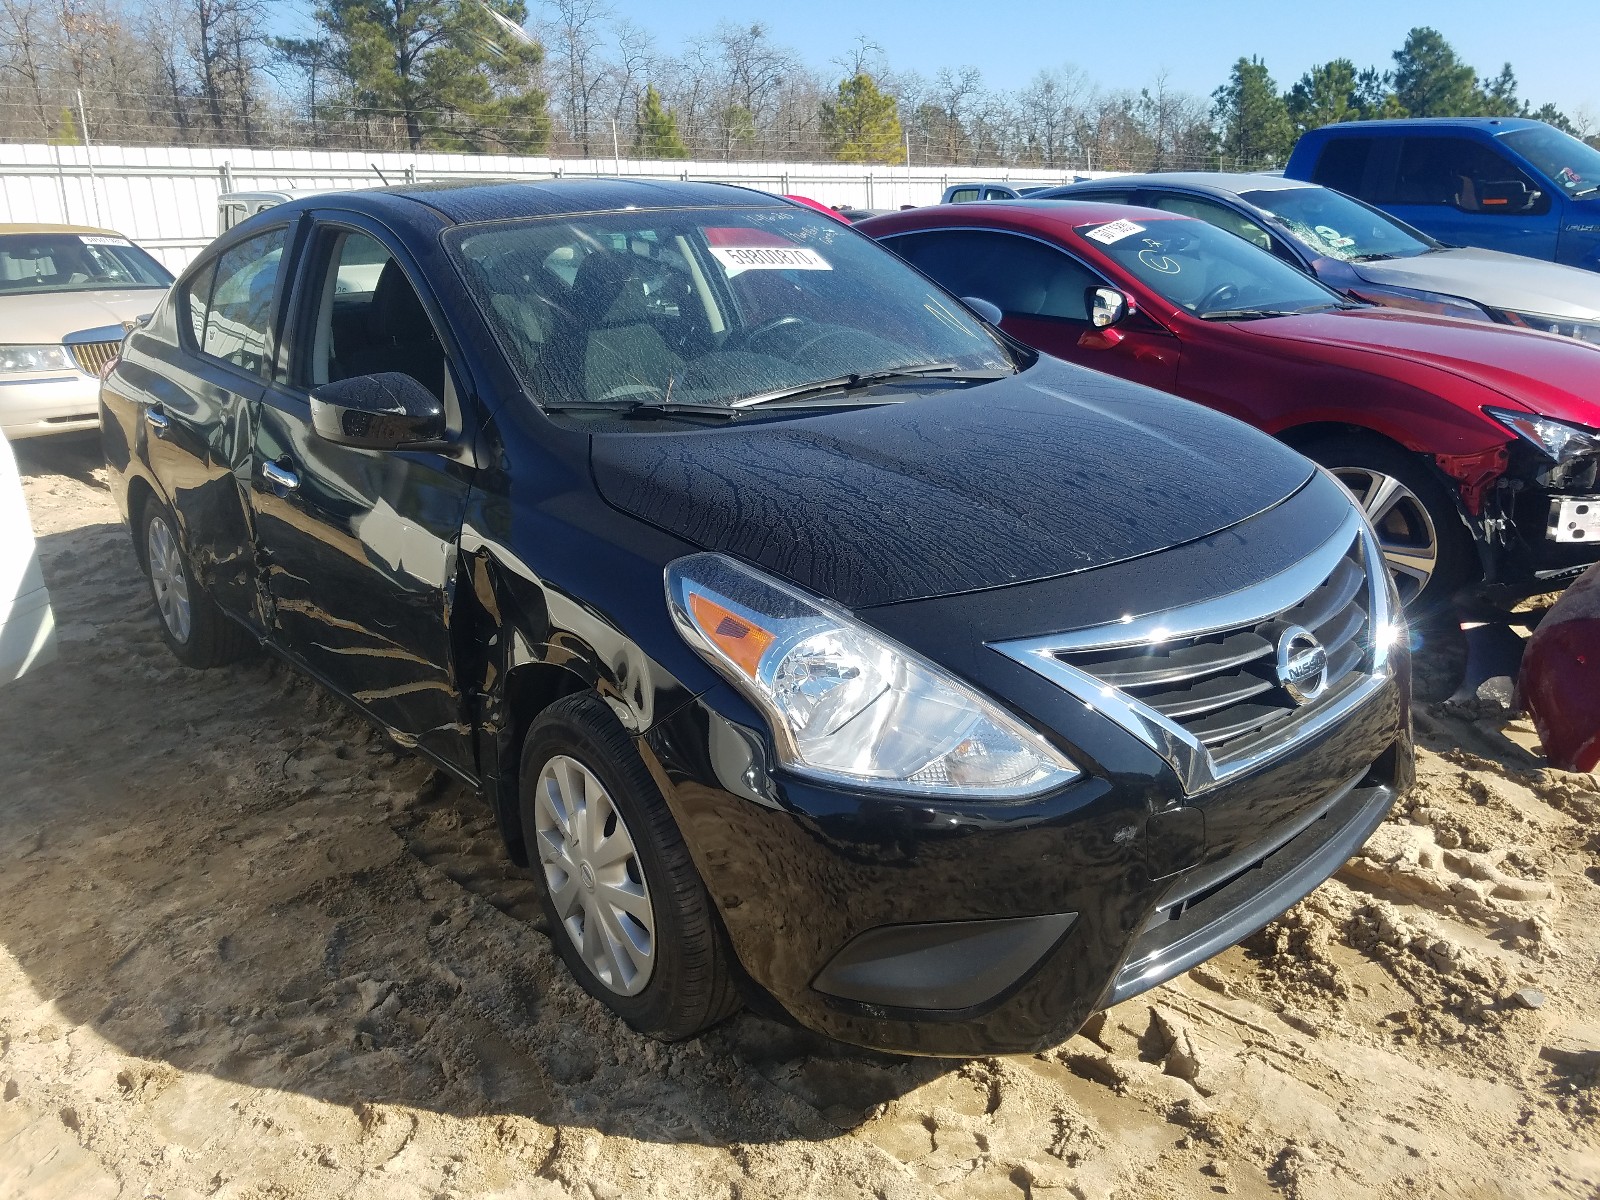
[2,434,1597,1200]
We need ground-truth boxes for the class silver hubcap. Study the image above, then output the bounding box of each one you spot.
[533,754,656,996]
[146,515,192,643]
[1332,466,1439,606]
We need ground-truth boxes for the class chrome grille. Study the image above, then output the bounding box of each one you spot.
[68,340,119,377]
[990,510,1396,796]
[1059,537,1370,760]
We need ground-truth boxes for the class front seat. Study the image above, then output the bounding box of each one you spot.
[560,253,684,401]
[338,261,446,401]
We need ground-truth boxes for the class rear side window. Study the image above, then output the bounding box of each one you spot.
[888,229,1102,322]
[947,189,980,203]
[198,228,289,374]
[180,260,217,349]
[1312,137,1373,197]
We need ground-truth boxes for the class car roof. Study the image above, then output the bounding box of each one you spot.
[867,199,1184,234]
[1049,172,1316,196]
[1309,116,1545,133]
[0,222,130,238]
[275,177,792,226]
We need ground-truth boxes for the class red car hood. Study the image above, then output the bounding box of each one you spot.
[1232,308,1600,427]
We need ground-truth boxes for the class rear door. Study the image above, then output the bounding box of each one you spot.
[249,214,479,776]
[883,227,1180,392]
[142,225,294,631]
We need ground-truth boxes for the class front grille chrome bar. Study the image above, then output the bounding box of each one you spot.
[990,507,1395,795]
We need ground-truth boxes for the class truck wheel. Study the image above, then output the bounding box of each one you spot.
[520,692,741,1040]
[141,501,253,668]
[1303,435,1475,613]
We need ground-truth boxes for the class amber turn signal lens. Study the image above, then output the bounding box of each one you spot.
[688,593,774,678]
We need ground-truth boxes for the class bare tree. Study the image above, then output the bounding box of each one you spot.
[543,0,610,155]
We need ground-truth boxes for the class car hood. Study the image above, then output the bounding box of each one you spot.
[590,359,1315,607]
[1351,247,1600,320]
[1232,308,1600,428]
[0,289,165,344]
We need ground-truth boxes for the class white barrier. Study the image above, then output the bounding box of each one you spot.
[0,143,1123,270]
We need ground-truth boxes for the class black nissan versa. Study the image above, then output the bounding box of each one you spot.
[99,179,1412,1057]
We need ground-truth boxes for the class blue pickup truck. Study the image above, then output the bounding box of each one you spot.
[1284,118,1600,272]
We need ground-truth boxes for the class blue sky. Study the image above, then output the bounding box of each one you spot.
[272,1,1596,119]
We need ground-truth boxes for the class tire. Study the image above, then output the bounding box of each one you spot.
[1301,434,1476,614]
[519,692,741,1040]
[140,500,254,669]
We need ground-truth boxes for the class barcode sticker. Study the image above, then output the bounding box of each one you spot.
[709,246,831,274]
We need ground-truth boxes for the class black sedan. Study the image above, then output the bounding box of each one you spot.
[100,179,1411,1056]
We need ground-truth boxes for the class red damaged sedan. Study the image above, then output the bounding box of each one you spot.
[861,202,1600,611]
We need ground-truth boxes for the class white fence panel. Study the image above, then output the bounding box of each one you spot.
[0,143,1122,270]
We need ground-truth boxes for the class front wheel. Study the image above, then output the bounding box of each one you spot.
[519,692,741,1040]
[1303,435,1476,613]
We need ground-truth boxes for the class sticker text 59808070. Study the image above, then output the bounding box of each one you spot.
[709,245,831,274]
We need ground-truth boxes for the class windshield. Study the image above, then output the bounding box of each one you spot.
[449,206,1013,412]
[0,233,172,295]
[1500,125,1600,200]
[1077,216,1345,318]
[1239,186,1436,262]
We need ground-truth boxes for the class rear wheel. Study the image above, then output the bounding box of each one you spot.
[1302,435,1475,613]
[141,501,253,668]
[520,692,740,1040]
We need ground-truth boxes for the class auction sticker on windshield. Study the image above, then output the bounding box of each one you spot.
[709,245,832,274]
[80,235,133,247]
[1084,219,1146,245]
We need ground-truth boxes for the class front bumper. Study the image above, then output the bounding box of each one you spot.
[0,373,102,439]
[642,666,1409,1057]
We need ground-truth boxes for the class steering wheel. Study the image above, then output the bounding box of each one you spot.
[1197,282,1240,312]
[738,315,805,352]
[594,383,665,403]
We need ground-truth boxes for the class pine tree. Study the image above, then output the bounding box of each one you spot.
[1286,60,1359,132]
[314,0,549,152]
[820,72,905,164]
[1212,57,1293,169]
[1477,64,1521,117]
[1391,27,1479,117]
[632,85,688,159]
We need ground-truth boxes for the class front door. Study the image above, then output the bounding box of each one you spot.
[1385,135,1559,260]
[249,217,478,777]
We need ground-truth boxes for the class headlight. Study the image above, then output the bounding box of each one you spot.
[1484,407,1600,465]
[1491,308,1600,345]
[1356,286,1493,323]
[0,344,74,375]
[666,553,1081,800]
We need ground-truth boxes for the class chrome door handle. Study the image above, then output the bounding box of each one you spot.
[145,408,170,435]
[261,460,300,491]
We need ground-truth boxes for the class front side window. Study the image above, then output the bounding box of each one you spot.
[1500,125,1600,200]
[300,228,447,403]
[200,228,288,374]
[1239,185,1435,262]
[1147,194,1273,250]
[450,207,1012,411]
[1391,137,1548,214]
[1077,216,1342,318]
[0,233,171,296]
[888,229,1103,322]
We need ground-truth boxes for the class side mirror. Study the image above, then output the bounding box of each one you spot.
[310,372,447,451]
[1088,287,1130,328]
[961,296,1004,325]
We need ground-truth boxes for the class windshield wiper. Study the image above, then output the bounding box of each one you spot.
[731,363,1009,409]
[542,399,742,420]
[1349,252,1395,262]
[1197,308,1303,321]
